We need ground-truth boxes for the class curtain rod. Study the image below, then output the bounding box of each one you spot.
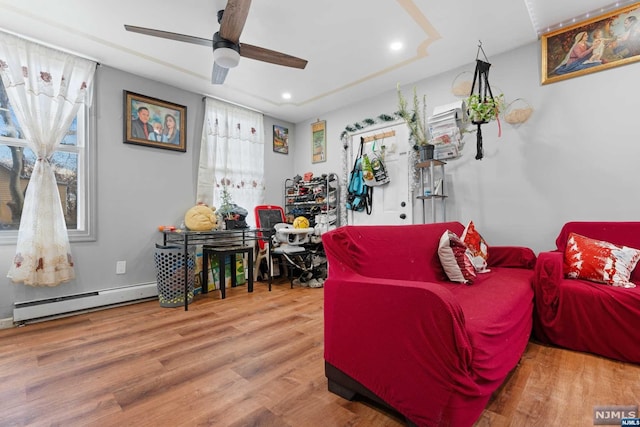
[201,94,263,114]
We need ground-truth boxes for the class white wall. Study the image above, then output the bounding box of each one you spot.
[294,40,640,254]
[0,65,293,319]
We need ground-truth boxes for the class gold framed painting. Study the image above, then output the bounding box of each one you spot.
[124,91,187,152]
[541,3,640,85]
[311,120,326,163]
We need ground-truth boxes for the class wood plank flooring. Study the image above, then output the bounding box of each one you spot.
[0,281,638,426]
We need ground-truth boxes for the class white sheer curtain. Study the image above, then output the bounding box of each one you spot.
[0,31,96,286]
[197,97,264,226]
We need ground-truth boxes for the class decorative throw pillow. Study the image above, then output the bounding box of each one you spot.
[461,221,489,272]
[564,232,640,288]
[438,230,476,284]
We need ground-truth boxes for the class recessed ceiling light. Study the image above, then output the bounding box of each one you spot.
[282,92,292,100]
[390,41,403,51]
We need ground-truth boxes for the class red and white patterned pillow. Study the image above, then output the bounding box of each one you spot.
[461,221,489,272]
[564,232,640,288]
[438,230,476,284]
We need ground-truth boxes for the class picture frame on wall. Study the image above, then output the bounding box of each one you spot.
[541,3,640,85]
[124,90,187,152]
[273,125,289,154]
[311,120,326,163]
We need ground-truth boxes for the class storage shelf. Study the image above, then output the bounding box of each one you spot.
[416,160,447,223]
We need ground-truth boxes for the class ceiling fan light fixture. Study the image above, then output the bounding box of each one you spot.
[213,32,240,68]
[213,46,240,68]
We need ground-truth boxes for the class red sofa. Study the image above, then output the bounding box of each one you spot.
[533,221,640,364]
[322,222,537,427]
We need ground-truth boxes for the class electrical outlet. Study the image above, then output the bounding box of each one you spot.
[116,261,126,275]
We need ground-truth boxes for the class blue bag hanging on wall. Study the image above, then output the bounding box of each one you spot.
[345,137,372,214]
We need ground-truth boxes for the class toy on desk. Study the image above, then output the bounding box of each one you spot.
[184,204,217,231]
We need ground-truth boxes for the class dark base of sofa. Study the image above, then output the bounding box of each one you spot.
[325,361,417,427]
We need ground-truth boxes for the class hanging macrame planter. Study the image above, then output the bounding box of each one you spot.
[467,41,501,160]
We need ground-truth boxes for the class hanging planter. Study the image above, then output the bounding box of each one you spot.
[466,93,504,124]
[465,42,503,160]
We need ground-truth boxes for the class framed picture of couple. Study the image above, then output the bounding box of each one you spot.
[541,3,640,85]
[124,91,187,152]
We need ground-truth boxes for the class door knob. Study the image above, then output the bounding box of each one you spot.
[400,213,406,220]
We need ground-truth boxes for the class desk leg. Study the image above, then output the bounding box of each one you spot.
[267,245,272,292]
[184,235,189,311]
[202,250,209,294]
[230,254,237,288]
[219,253,226,299]
[248,250,253,293]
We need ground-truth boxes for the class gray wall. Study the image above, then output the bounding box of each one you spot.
[0,65,293,319]
[294,41,640,254]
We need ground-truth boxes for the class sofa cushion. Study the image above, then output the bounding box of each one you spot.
[555,221,640,284]
[564,232,640,288]
[461,221,489,272]
[438,230,476,284]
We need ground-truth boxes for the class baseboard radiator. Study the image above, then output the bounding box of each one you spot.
[13,282,158,324]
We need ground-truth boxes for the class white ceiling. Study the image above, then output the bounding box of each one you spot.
[0,0,629,123]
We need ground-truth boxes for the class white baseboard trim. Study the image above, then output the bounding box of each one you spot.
[0,318,14,329]
[13,282,158,324]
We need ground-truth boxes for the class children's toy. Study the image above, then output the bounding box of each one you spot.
[184,204,217,231]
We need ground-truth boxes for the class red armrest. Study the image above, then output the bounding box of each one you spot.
[487,246,537,269]
[532,251,564,323]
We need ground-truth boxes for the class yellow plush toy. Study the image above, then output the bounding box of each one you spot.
[184,204,217,231]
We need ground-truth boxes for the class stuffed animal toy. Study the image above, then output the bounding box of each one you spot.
[184,204,217,231]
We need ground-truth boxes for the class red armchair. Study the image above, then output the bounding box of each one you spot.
[532,221,640,364]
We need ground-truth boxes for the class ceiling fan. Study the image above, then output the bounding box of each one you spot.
[124,0,308,84]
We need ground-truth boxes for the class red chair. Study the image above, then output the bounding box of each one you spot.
[254,205,286,286]
[254,205,286,251]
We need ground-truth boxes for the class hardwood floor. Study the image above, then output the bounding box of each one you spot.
[0,281,638,426]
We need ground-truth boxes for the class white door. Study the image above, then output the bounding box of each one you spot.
[348,123,413,226]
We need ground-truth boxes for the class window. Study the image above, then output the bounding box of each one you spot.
[0,80,95,244]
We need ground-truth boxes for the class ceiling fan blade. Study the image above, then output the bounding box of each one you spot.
[212,62,230,85]
[240,43,308,69]
[124,25,212,47]
[219,0,252,44]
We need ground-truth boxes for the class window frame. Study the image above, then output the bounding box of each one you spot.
[0,89,96,245]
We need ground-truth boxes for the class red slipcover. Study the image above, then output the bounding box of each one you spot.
[533,221,640,364]
[322,223,536,427]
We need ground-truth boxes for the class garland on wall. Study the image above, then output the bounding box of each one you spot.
[339,113,402,141]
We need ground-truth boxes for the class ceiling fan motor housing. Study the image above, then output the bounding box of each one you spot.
[213,32,240,68]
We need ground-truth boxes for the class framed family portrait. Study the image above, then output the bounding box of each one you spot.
[541,3,640,85]
[273,124,289,154]
[124,91,187,152]
[311,120,326,163]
